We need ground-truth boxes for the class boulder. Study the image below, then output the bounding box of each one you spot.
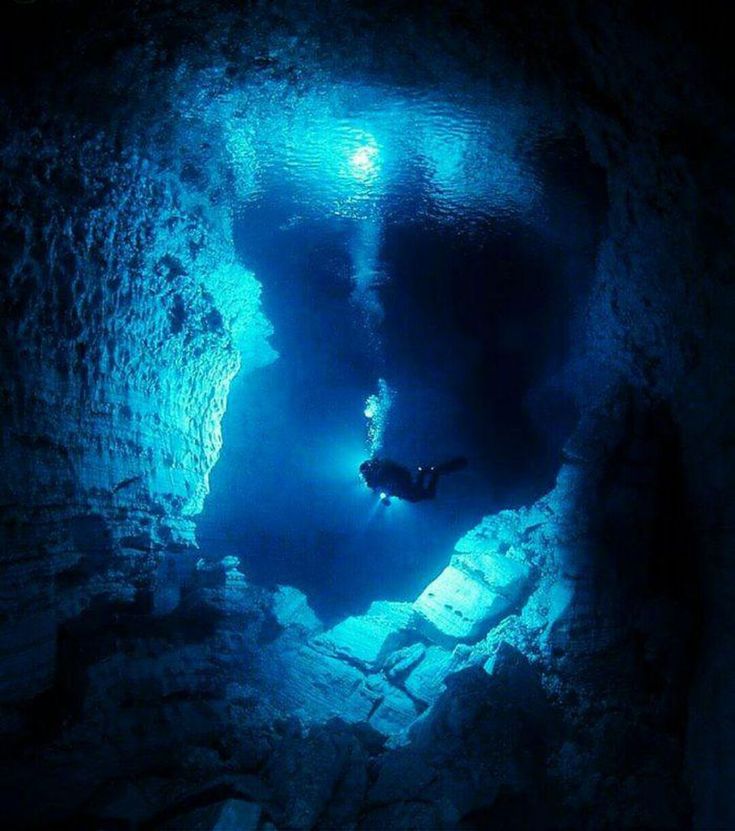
[383,642,426,682]
[272,645,376,724]
[271,585,322,634]
[365,680,420,736]
[314,601,416,669]
[403,644,481,704]
[393,646,552,820]
[414,551,531,643]
[369,748,437,805]
[266,721,368,830]
[454,506,548,558]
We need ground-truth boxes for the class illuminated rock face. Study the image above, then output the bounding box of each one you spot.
[403,644,480,703]
[241,388,702,828]
[271,586,322,635]
[414,552,531,642]
[259,492,567,741]
[0,125,275,714]
[313,601,416,668]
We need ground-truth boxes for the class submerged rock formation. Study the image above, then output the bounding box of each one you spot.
[0,28,278,824]
[1,1,733,828]
[258,487,561,739]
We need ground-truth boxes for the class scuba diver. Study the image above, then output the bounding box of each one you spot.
[359,456,468,505]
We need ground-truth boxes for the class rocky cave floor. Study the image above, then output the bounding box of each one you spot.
[4,391,697,830]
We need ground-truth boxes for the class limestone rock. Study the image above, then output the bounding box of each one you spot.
[0,115,276,715]
[383,642,426,682]
[365,679,420,736]
[414,551,531,643]
[272,585,322,635]
[364,646,553,823]
[368,747,438,805]
[266,721,368,830]
[402,644,481,704]
[314,601,416,669]
[270,645,376,724]
[454,506,549,559]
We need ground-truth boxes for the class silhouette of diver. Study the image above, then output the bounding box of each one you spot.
[359,457,468,505]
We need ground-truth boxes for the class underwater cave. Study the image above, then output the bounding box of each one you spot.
[198,117,606,622]
[1,2,733,829]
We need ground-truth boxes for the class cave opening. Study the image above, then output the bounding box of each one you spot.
[197,92,608,622]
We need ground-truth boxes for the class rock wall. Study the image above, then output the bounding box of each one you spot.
[0,88,275,742]
[250,386,696,828]
[552,11,735,825]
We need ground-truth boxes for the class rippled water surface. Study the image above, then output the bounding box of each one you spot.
[205,81,549,227]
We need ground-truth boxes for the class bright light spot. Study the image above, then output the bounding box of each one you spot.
[364,406,375,419]
[380,492,388,500]
[218,84,540,224]
[349,142,379,178]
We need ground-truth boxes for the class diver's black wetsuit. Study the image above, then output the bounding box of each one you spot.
[359,457,467,503]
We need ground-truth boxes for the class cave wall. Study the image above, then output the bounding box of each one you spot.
[0,70,275,730]
[541,8,735,825]
[1,1,734,828]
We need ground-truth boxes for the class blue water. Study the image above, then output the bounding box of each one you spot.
[198,82,606,622]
